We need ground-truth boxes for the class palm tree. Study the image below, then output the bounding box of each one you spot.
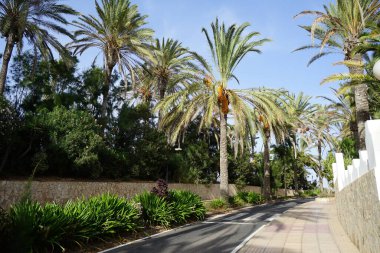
[155,18,279,198]
[308,105,336,191]
[69,0,154,129]
[295,0,380,150]
[147,38,199,101]
[255,110,288,199]
[283,92,316,193]
[0,0,77,95]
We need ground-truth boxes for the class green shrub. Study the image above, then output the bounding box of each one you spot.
[63,193,140,240]
[134,191,173,227]
[246,192,263,204]
[169,190,206,224]
[228,196,245,207]
[7,194,141,252]
[209,198,227,209]
[236,191,249,203]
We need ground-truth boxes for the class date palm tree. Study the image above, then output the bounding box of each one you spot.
[0,0,77,95]
[155,19,278,198]
[69,0,154,129]
[295,0,380,150]
[147,38,199,101]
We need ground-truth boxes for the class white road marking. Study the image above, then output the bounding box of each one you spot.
[230,224,266,253]
[265,214,281,222]
[224,212,249,221]
[242,212,265,221]
[202,221,253,225]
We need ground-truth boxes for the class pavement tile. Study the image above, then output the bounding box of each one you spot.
[238,199,360,253]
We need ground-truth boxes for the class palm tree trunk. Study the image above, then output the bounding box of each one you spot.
[354,83,370,150]
[293,164,299,195]
[263,128,271,200]
[0,34,15,95]
[317,139,323,192]
[219,111,229,199]
[100,64,114,131]
[348,53,370,151]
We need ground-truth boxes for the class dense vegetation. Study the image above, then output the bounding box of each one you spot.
[1,0,380,200]
[0,186,206,252]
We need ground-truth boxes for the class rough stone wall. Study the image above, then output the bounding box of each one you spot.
[0,180,284,209]
[335,170,380,253]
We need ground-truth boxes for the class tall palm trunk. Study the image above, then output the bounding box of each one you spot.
[219,111,229,199]
[100,63,115,130]
[263,128,271,200]
[347,53,370,150]
[317,139,324,192]
[0,34,15,95]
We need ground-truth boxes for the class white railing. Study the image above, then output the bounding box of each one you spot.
[332,120,380,200]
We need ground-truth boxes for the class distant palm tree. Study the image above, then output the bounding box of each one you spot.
[255,109,288,199]
[308,105,336,191]
[283,92,316,193]
[295,0,380,150]
[155,18,281,198]
[147,38,199,101]
[69,0,154,129]
[0,0,77,95]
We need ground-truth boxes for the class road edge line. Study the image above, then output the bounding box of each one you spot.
[230,224,266,253]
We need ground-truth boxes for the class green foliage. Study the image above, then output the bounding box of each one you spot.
[35,106,105,177]
[246,192,263,204]
[6,194,141,252]
[133,191,173,227]
[234,191,263,205]
[209,198,227,209]
[228,195,246,207]
[169,190,206,223]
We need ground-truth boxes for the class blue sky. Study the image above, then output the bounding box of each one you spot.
[1,0,346,101]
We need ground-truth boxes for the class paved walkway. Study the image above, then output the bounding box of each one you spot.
[238,198,359,253]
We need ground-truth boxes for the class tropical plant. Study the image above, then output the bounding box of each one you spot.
[134,191,173,227]
[155,18,282,199]
[209,198,226,209]
[0,0,77,95]
[295,0,380,150]
[144,38,198,101]
[69,0,154,129]
[169,190,206,223]
[307,105,336,191]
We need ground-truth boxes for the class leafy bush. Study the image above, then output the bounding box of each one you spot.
[63,193,141,240]
[6,194,141,252]
[228,196,245,207]
[246,192,263,204]
[209,198,227,209]
[134,191,173,227]
[169,190,206,224]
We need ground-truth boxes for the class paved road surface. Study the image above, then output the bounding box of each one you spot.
[101,199,313,253]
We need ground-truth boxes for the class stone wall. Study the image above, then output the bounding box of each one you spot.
[335,170,380,253]
[332,120,380,253]
[0,180,292,209]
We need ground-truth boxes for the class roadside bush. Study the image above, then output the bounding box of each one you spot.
[228,195,245,207]
[6,194,141,252]
[209,198,227,209]
[246,192,263,204]
[134,191,173,227]
[169,190,206,224]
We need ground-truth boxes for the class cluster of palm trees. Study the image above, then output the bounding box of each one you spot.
[0,0,378,199]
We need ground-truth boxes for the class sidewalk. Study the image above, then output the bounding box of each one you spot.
[238,198,359,253]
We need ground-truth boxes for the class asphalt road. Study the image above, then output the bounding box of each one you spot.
[101,198,312,253]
